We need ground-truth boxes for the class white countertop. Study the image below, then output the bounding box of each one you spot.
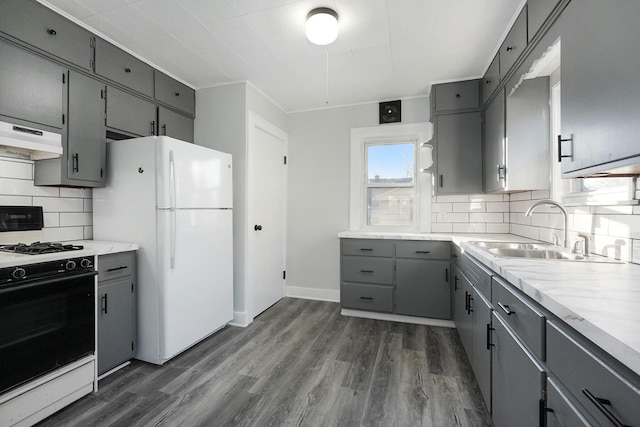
[0,240,138,268]
[339,231,640,377]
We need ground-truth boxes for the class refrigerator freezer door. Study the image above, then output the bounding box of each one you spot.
[156,136,232,209]
[156,208,233,363]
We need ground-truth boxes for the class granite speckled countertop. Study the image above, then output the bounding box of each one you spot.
[338,231,640,377]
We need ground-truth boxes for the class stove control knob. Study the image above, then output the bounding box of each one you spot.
[65,260,76,270]
[80,258,92,268]
[12,267,26,279]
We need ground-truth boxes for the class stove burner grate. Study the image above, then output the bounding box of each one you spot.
[0,241,84,255]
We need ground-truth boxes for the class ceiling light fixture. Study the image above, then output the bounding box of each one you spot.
[306,7,339,45]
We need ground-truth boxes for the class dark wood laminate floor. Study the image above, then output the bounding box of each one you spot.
[37,298,492,427]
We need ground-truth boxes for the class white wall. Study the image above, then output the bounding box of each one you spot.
[286,98,429,301]
[0,157,93,241]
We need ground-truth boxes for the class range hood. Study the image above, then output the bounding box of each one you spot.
[0,120,62,160]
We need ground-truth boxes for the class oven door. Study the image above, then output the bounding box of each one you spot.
[0,270,96,395]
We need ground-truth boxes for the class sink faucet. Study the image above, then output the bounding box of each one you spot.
[577,232,592,256]
[525,200,569,249]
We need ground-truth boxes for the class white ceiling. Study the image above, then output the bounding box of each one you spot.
[40,0,524,112]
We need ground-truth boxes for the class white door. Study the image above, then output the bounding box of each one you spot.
[247,113,287,318]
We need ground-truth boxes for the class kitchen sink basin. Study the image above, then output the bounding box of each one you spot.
[468,241,621,263]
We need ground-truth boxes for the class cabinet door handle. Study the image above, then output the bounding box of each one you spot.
[359,296,373,300]
[498,302,515,316]
[101,293,108,314]
[539,399,554,427]
[72,153,79,172]
[506,46,514,52]
[439,174,444,188]
[360,270,374,273]
[162,124,167,135]
[445,267,448,283]
[486,323,494,350]
[151,120,156,135]
[106,266,128,272]
[582,389,629,427]
[124,67,131,73]
[454,275,459,291]
[47,28,57,36]
[557,135,574,162]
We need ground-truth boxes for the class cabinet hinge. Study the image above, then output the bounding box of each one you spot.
[90,37,96,48]
[90,59,94,71]
[283,270,286,280]
[101,89,107,99]
[284,156,287,165]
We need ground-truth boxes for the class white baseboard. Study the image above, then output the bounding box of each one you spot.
[341,308,456,328]
[286,286,340,302]
[228,310,252,327]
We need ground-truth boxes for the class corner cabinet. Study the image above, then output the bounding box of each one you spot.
[558,0,640,176]
[340,238,451,319]
[97,251,137,376]
[35,71,106,187]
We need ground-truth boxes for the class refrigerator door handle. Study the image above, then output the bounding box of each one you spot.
[169,151,176,269]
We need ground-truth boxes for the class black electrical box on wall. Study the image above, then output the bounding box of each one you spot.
[379,100,401,124]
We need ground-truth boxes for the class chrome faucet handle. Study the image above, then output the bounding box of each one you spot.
[577,232,592,256]
[551,234,560,246]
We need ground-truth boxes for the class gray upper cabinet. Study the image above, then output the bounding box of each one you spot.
[35,71,106,187]
[154,71,195,116]
[0,39,63,129]
[0,0,92,70]
[434,112,483,194]
[158,107,194,143]
[484,89,506,193]
[94,38,154,97]
[559,0,640,176]
[433,80,480,112]
[106,86,156,138]
[482,53,500,105]
[527,0,561,42]
[499,6,527,80]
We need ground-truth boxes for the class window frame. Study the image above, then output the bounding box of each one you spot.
[349,123,433,232]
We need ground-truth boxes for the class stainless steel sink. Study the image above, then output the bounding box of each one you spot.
[468,241,621,263]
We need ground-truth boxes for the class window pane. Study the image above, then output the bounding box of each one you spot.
[367,187,414,226]
[367,143,414,184]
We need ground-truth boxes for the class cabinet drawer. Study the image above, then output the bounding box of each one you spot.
[154,71,195,116]
[499,6,528,79]
[482,53,500,105]
[461,253,492,300]
[395,241,449,260]
[342,256,393,285]
[546,377,595,427]
[95,38,154,97]
[341,283,393,313]
[527,0,561,42]
[341,239,394,257]
[433,80,480,112]
[547,321,640,426]
[492,277,545,360]
[0,0,92,70]
[99,252,135,281]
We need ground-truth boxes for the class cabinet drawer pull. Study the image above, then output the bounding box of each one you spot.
[506,46,514,52]
[557,135,574,162]
[415,250,431,254]
[101,293,108,314]
[47,28,57,36]
[454,275,459,291]
[498,302,515,316]
[359,248,373,252]
[72,153,79,172]
[106,266,128,272]
[360,270,374,273]
[486,323,494,350]
[359,296,373,300]
[582,389,630,427]
[124,67,131,73]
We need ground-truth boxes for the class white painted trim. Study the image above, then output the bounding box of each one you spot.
[229,311,252,328]
[341,309,456,328]
[289,94,430,114]
[286,286,340,303]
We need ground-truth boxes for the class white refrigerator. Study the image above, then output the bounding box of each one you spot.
[93,136,233,365]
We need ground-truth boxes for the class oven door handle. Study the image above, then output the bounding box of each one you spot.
[0,270,97,294]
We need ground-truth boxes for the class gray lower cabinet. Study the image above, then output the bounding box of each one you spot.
[559,0,640,176]
[0,0,92,70]
[491,312,546,427]
[340,239,450,318]
[546,377,596,427]
[452,264,473,360]
[483,89,505,193]
[434,112,483,194]
[35,70,106,187]
[158,106,194,143]
[98,252,136,376]
[106,86,156,138]
[0,39,64,129]
[471,289,492,410]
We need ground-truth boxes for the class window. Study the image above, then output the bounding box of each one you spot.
[349,123,432,232]
[365,141,415,227]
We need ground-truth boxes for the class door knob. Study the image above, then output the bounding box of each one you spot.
[254,225,262,231]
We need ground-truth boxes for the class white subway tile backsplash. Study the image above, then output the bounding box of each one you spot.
[487,202,509,212]
[510,191,533,201]
[633,240,640,264]
[453,223,486,233]
[43,213,60,228]
[60,187,92,198]
[510,223,541,240]
[446,213,470,223]
[452,202,485,213]
[42,226,84,242]
[470,212,504,223]
[83,226,93,240]
[0,177,60,197]
[469,194,503,202]
[591,205,634,215]
[531,190,551,200]
[435,195,469,203]
[432,223,453,233]
[607,215,640,239]
[0,158,33,179]
[34,196,84,213]
[60,212,92,227]
[486,223,510,233]
[84,199,93,212]
[432,203,453,213]
[0,195,32,205]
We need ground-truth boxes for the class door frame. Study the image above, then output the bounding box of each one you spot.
[245,111,288,322]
